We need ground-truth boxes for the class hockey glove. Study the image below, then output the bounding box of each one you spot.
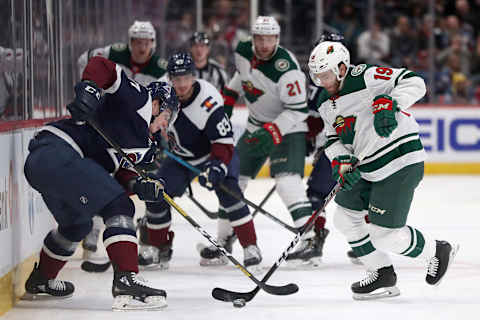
[331,155,361,191]
[372,94,399,138]
[67,80,103,121]
[132,175,165,202]
[198,159,227,191]
[245,122,282,157]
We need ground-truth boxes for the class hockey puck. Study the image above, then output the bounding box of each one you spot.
[232,298,246,308]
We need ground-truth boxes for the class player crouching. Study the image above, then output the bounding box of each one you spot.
[138,52,262,272]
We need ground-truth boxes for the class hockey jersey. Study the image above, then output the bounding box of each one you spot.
[167,79,234,165]
[77,43,167,86]
[194,58,229,92]
[317,64,427,182]
[43,57,155,174]
[224,40,308,135]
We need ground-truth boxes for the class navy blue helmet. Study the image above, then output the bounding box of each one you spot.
[167,52,195,77]
[147,81,179,121]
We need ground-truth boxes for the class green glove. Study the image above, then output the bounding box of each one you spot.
[331,155,361,191]
[372,94,399,138]
[245,123,282,157]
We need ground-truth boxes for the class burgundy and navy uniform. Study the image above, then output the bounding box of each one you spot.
[24,56,152,276]
[145,79,257,249]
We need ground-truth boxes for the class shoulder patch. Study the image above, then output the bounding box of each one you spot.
[275,59,290,72]
[111,42,127,51]
[351,64,367,76]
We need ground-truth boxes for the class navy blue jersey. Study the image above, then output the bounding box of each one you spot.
[42,63,154,173]
[167,79,233,165]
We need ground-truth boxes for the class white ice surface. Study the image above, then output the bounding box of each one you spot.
[5,176,480,320]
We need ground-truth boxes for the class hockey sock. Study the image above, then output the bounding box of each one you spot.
[39,249,67,279]
[314,215,326,232]
[106,241,138,273]
[233,220,257,247]
[147,227,169,247]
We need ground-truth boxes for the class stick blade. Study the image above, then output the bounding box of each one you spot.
[212,287,257,302]
[261,282,299,296]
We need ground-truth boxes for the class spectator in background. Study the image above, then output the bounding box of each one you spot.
[468,35,480,103]
[330,2,364,63]
[165,12,194,55]
[390,15,418,68]
[357,21,390,65]
[437,34,471,76]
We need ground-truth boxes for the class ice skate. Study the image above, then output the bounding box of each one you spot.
[112,271,167,311]
[351,265,400,300]
[197,232,236,266]
[243,244,262,273]
[21,263,74,300]
[426,240,459,286]
[81,247,111,273]
[286,228,329,267]
[138,231,174,270]
[347,249,363,265]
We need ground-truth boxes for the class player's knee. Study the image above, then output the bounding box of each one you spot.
[333,206,365,236]
[100,194,135,221]
[275,174,307,205]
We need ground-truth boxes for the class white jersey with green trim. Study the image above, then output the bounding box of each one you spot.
[318,64,427,182]
[228,40,308,135]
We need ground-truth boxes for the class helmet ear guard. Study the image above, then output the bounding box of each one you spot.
[308,41,350,86]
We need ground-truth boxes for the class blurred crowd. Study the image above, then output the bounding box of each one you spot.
[1,0,479,121]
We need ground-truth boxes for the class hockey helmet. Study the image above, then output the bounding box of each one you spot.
[308,41,350,87]
[190,31,210,46]
[128,21,156,54]
[167,52,195,77]
[147,81,179,123]
[251,16,281,59]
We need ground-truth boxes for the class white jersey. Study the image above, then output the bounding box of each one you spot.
[226,40,308,135]
[317,64,427,182]
[77,43,167,86]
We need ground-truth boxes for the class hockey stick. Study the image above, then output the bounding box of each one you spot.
[212,139,378,303]
[87,118,298,296]
[186,184,218,219]
[163,150,297,233]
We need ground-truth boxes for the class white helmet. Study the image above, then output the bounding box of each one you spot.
[128,21,156,54]
[251,16,280,59]
[308,41,350,86]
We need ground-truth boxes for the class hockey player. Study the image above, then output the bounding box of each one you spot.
[22,56,178,310]
[308,40,459,300]
[189,31,229,92]
[78,20,168,272]
[138,52,262,270]
[222,16,325,266]
[78,20,167,86]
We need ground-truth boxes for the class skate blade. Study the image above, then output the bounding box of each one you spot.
[139,262,169,271]
[353,286,401,301]
[199,257,229,267]
[112,295,167,311]
[433,243,460,287]
[349,257,363,265]
[21,292,73,301]
[285,257,323,269]
[81,261,111,273]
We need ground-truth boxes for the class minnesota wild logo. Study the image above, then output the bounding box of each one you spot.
[333,115,356,144]
[241,80,264,103]
[327,45,334,54]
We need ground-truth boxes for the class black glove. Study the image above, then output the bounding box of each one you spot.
[198,159,227,191]
[67,81,103,121]
[132,176,165,202]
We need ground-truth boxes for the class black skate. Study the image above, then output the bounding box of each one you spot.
[138,231,174,270]
[351,265,400,300]
[347,249,363,265]
[21,263,74,300]
[426,240,459,286]
[286,228,329,267]
[196,232,236,266]
[112,271,167,311]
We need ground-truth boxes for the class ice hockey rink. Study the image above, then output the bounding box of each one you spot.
[4,176,480,320]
